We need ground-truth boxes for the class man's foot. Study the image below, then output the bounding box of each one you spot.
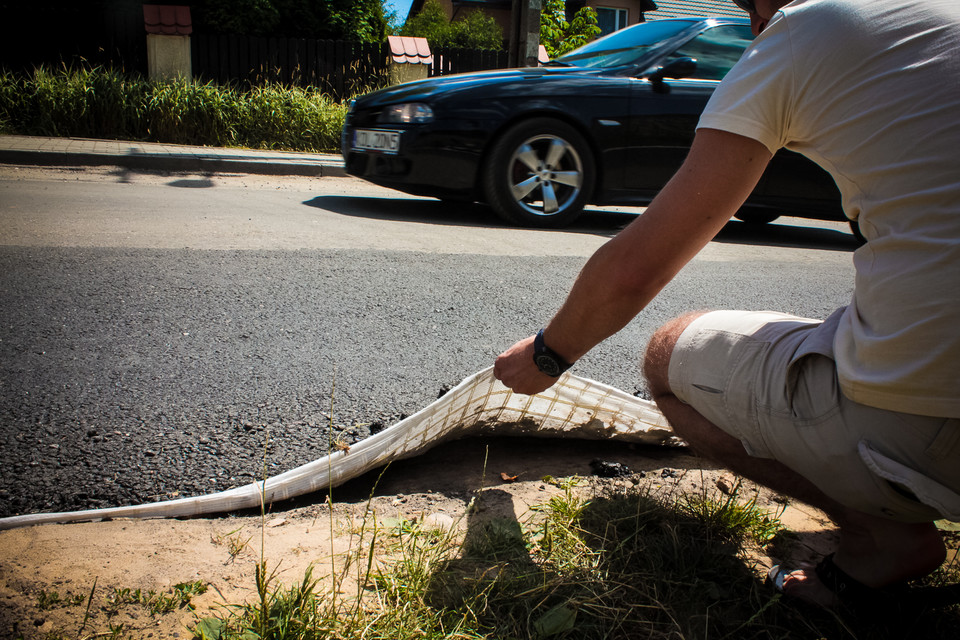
[768,554,911,611]
[768,519,946,611]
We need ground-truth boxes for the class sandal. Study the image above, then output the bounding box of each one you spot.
[769,553,960,616]
[814,553,908,615]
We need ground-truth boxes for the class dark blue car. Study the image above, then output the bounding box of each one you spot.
[343,18,849,235]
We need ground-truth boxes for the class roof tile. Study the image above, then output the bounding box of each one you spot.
[648,0,743,20]
[143,5,193,36]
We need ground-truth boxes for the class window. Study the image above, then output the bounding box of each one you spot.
[596,7,629,36]
[664,24,754,80]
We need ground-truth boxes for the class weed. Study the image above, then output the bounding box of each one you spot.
[678,478,786,543]
[213,527,253,561]
[107,622,127,639]
[35,589,85,610]
[105,580,206,617]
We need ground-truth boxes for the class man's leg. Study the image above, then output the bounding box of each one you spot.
[643,312,945,605]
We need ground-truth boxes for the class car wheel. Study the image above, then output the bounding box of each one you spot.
[483,118,595,228]
[734,209,780,224]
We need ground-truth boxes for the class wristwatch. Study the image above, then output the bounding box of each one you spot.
[533,329,573,377]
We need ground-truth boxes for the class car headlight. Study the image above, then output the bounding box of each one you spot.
[379,103,434,124]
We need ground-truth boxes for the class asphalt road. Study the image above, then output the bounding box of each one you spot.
[0,165,859,517]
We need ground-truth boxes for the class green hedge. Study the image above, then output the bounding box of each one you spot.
[0,66,352,153]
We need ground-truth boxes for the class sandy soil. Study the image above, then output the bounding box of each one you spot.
[0,436,840,640]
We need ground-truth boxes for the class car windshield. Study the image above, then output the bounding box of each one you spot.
[552,20,698,69]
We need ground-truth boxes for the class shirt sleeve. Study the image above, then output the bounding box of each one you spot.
[697,14,796,155]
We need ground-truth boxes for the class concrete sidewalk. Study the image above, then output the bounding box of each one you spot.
[0,135,346,177]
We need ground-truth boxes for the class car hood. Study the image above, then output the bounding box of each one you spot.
[353,67,605,108]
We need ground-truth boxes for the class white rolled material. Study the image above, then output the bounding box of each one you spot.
[0,367,675,530]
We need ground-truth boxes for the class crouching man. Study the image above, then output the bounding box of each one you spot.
[494,0,960,612]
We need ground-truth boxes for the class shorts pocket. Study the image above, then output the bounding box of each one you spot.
[784,309,843,423]
[787,353,842,424]
[858,440,960,521]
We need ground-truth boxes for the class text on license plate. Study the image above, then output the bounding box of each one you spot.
[354,129,401,153]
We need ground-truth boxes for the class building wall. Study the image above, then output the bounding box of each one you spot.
[587,0,644,29]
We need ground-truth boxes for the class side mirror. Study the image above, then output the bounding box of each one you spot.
[645,57,698,93]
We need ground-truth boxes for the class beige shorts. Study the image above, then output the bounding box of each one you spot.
[667,309,960,523]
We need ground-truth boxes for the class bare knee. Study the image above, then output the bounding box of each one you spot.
[643,311,708,399]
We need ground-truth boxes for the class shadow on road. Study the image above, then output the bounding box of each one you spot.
[716,219,861,252]
[307,194,861,251]
[303,195,635,237]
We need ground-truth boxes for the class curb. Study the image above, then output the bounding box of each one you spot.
[0,138,347,178]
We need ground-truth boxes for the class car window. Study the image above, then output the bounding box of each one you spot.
[553,19,697,69]
[665,25,754,80]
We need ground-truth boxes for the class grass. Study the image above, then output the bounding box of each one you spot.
[190,477,960,640]
[0,65,372,153]
[10,474,960,639]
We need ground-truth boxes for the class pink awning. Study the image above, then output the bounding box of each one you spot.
[387,35,433,65]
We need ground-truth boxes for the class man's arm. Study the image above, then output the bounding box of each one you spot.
[493,128,773,394]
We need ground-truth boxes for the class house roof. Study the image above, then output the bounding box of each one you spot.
[143,5,192,35]
[647,0,744,20]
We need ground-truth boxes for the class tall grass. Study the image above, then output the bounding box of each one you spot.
[0,65,357,153]
[189,479,960,640]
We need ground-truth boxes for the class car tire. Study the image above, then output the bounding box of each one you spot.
[483,118,595,228]
[734,209,780,224]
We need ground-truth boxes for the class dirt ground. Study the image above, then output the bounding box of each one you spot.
[0,436,837,640]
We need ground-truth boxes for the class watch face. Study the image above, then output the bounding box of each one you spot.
[535,354,562,377]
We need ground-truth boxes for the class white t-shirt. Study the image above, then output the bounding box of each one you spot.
[698,0,960,417]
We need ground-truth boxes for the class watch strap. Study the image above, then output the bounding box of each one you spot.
[533,328,573,376]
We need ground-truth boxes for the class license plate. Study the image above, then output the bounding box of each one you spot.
[353,129,401,154]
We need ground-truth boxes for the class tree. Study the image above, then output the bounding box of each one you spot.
[400,0,448,44]
[448,9,504,49]
[191,0,280,36]
[402,0,504,50]
[190,0,391,42]
[539,0,600,58]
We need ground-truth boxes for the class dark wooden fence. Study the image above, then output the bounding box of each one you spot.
[192,35,513,100]
[429,48,510,78]
[0,5,512,101]
[191,35,387,100]
[0,4,146,75]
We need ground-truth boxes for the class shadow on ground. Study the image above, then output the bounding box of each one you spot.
[307,194,862,251]
[303,195,635,237]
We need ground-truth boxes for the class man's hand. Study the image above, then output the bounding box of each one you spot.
[494,335,557,395]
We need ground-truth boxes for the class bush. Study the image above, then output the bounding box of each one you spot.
[0,66,351,152]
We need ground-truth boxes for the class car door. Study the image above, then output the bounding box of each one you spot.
[622,24,755,196]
